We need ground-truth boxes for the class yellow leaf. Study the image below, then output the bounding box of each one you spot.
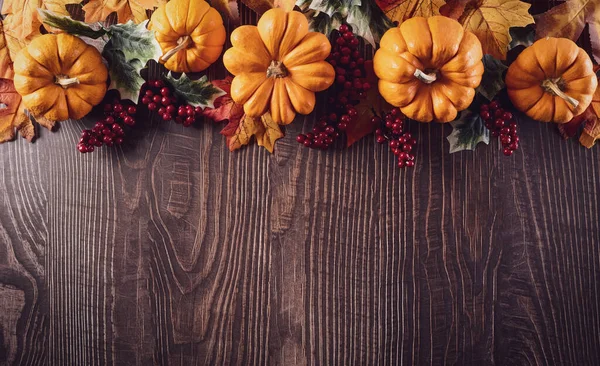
[254,112,283,153]
[459,0,534,60]
[0,15,41,80]
[377,0,444,25]
[535,0,599,63]
[82,0,150,23]
[580,116,600,148]
[227,112,283,152]
[0,79,34,143]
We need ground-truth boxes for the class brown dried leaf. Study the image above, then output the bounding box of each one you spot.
[212,0,240,22]
[254,112,283,153]
[376,0,444,25]
[535,0,599,63]
[447,0,534,60]
[82,0,151,23]
[241,0,273,16]
[226,112,283,153]
[0,79,34,143]
[579,116,600,148]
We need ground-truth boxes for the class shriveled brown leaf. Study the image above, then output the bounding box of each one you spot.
[375,0,444,25]
[591,66,600,118]
[82,0,151,23]
[447,0,534,60]
[240,0,273,16]
[226,112,283,153]
[0,79,34,142]
[535,0,599,63]
[212,0,240,22]
[579,116,600,148]
[558,108,594,139]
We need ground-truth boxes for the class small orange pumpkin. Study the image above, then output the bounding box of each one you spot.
[505,37,598,123]
[13,33,108,121]
[223,8,335,125]
[150,0,226,73]
[373,16,484,123]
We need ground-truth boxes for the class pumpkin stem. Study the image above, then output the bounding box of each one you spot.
[55,76,80,88]
[541,79,579,109]
[267,60,288,78]
[160,36,192,63]
[414,69,437,84]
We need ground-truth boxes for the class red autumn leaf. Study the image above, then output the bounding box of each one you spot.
[557,108,594,139]
[346,60,387,147]
[203,76,245,127]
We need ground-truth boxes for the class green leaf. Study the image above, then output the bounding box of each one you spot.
[102,20,161,102]
[446,111,489,153]
[103,50,146,102]
[106,20,162,69]
[296,0,392,46]
[164,72,226,109]
[476,55,508,101]
[38,9,107,39]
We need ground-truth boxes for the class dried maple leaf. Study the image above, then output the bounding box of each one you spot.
[557,108,593,139]
[376,0,444,25]
[225,112,283,153]
[1,0,73,41]
[203,77,245,125]
[82,0,152,23]
[0,79,34,143]
[535,0,599,63]
[591,66,600,118]
[441,0,534,60]
[0,15,41,80]
[241,0,273,16]
[579,116,600,148]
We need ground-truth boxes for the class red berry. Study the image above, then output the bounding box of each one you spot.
[341,47,351,55]
[303,139,313,147]
[339,24,349,33]
[142,96,151,105]
[103,104,113,112]
[480,104,489,112]
[503,112,513,121]
[405,160,415,168]
[503,148,513,156]
[153,80,164,88]
[509,141,519,150]
[185,116,194,125]
[114,137,124,145]
[489,101,499,109]
[161,97,170,106]
[500,134,511,145]
[158,107,166,115]
[494,119,505,128]
[77,144,88,153]
[160,87,170,96]
[390,140,399,148]
[403,132,412,140]
[178,108,187,116]
[343,32,354,41]
[340,56,350,64]
[297,134,306,143]
[352,69,362,77]
[166,105,176,114]
[349,38,359,47]
[480,111,491,120]
[336,75,346,84]
[402,144,413,152]
[344,81,352,90]
[152,95,161,103]
[398,152,407,160]
[376,136,386,144]
[88,137,98,145]
[340,114,351,123]
[347,108,358,118]
[409,138,417,145]
[500,127,510,135]
[337,122,348,130]
[397,160,406,168]
[127,106,137,115]
[194,106,203,115]
[123,116,135,126]
[163,113,173,121]
[494,109,504,118]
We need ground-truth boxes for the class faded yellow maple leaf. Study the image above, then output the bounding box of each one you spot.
[376,0,444,25]
[82,0,151,23]
[535,0,599,64]
[0,79,34,143]
[227,112,283,153]
[457,0,534,60]
[0,15,41,80]
[1,0,72,40]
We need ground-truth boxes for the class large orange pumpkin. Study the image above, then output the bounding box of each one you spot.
[373,16,484,123]
[506,37,598,123]
[223,8,335,125]
[13,33,108,121]
[150,0,226,73]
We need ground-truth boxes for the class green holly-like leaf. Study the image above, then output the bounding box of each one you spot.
[164,72,226,109]
[296,0,392,47]
[38,9,107,39]
[446,111,489,153]
[106,20,162,70]
[476,55,508,101]
[102,20,161,102]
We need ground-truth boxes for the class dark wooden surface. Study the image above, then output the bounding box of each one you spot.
[2,1,600,365]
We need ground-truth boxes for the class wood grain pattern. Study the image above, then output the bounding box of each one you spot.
[1,1,600,365]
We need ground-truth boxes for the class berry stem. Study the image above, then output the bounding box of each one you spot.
[541,78,579,109]
[414,69,437,84]
[160,36,191,63]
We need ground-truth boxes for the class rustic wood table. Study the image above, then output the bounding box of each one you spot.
[1,1,600,365]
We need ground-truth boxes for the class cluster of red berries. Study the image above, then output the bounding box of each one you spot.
[374,108,417,168]
[479,100,519,156]
[297,24,366,149]
[77,100,136,153]
[141,79,203,127]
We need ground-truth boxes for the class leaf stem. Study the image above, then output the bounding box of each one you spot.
[160,36,192,63]
[541,78,579,109]
[414,69,437,84]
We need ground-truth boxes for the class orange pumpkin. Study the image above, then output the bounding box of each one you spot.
[506,37,598,123]
[373,16,484,123]
[13,33,108,121]
[150,0,226,73]
[223,8,335,125]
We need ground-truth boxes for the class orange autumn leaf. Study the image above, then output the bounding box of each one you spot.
[82,0,161,23]
[225,112,283,153]
[376,0,444,25]
[0,79,34,143]
[535,0,599,64]
[1,0,73,41]
[442,0,534,60]
[0,15,41,80]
